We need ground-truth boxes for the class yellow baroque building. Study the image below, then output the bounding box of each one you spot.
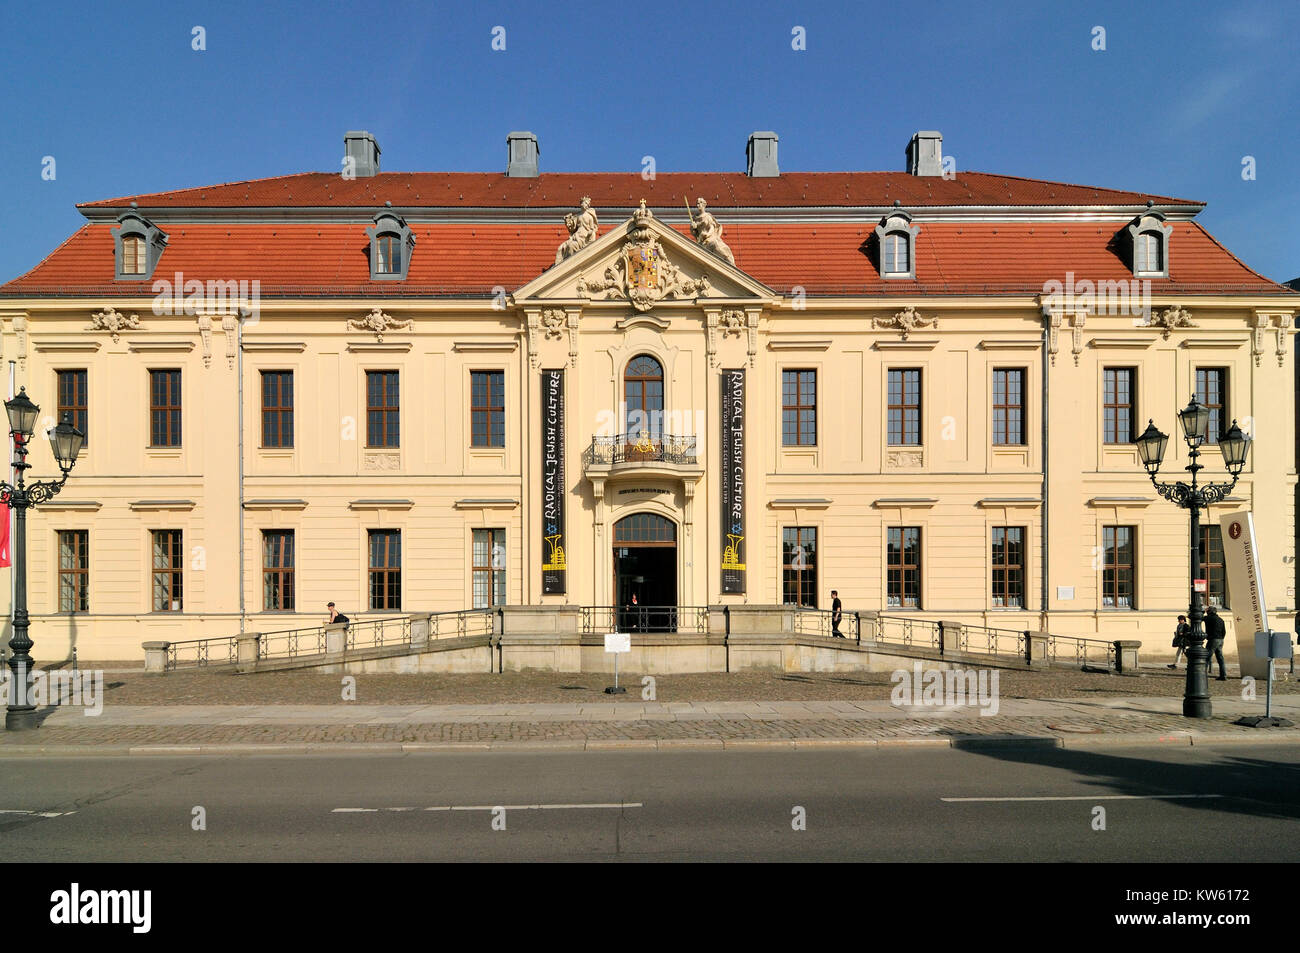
[0,130,1295,662]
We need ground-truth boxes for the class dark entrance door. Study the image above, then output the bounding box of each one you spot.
[613,513,677,632]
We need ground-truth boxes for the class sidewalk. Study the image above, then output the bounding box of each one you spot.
[2,694,1296,755]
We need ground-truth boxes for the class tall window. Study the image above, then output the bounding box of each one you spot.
[262,530,295,611]
[991,527,1025,609]
[782,527,817,607]
[57,370,88,446]
[887,369,922,445]
[261,371,294,448]
[58,530,89,613]
[122,235,146,275]
[887,527,922,608]
[623,355,664,436]
[882,232,910,275]
[471,371,505,447]
[151,529,183,612]
[1103,368,1135,444]
[781,370,816,446]
[375,234,402,275]
[1195,368,1228,445]
[366,371,399,448]
[149,370,182,447]
[1198,525,1228,609]
[472,528,507,608]
[992,369,1025,446]
[1101,526,1135,609]
[1134,232,1163,275]
[368,529,401,610]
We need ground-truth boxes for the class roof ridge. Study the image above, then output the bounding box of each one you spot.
[78,171,325,209]
[960,169,1201,206]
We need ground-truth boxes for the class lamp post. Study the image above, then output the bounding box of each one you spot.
[2,388,84,730]
[1135,396,1251,719]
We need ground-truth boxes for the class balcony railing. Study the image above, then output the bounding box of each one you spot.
[583,433,699,467]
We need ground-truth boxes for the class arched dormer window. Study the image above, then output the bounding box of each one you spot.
[623,354,664,437]
[366,209,415,281]
[874,210,920,280]
[1126,211,1172,278]
[112,210,167,281]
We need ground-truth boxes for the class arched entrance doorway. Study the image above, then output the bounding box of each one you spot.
[613,512,677,631]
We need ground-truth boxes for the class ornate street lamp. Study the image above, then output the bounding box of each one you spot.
[2,389,84,730]
[1136,396,1250,718]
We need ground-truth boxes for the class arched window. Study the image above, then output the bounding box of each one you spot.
[873,210,919,280]
[122,236,146,275]
[366,210,415,280]
[113,210,167,281]
[1125,211,1171,278]
[375,234,402,275]
[623,354,664,437]
[614,513,677,544]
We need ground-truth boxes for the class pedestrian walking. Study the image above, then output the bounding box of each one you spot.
[1204,605,1227,680]
[831,590,844,637]
[1168,614,1191,668]
[327,602,350,626]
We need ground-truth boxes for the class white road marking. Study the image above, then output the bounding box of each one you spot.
[0,809,77,817]
[941,794,1223,803]
[333,802,642,812]
[332,808,379,813]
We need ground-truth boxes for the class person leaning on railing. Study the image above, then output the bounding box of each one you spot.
[327,602,351,628]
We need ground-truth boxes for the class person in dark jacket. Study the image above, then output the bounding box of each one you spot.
[1204,605,1227,680]
[831,590,844,637]
[1168,614,1191,668]
[327,602,350,626]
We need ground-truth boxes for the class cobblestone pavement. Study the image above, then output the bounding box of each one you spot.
[33,662,1300,707]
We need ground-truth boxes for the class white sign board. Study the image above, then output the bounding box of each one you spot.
[1219,511,1270,679]
[604,632,631,654]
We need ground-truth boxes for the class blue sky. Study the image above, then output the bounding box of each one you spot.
[1,0,1297,282]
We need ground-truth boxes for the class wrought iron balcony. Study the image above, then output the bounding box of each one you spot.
[583,433,699,467]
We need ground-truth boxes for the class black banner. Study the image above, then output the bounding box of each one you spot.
[720,368,746,592]
[541,369,567,593]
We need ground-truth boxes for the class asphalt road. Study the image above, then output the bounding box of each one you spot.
[3,744,1298,862]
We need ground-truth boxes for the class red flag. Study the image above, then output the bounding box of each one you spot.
[0,511,10,568]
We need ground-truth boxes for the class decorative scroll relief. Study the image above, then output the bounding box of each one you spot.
[873,306,937,340]
[348,308,412,343]
[1252,311,1293,368]
[90,307,141,343]
[707,309,760,368]
[886,450,924,469]
[1042,306,1087,366]
[576,201,712,312]
[1148,306,1197,340]
[364,453,401,471]
[527,308,580,370]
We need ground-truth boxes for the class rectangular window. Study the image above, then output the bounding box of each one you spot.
[883,233,910,274]
[1195,368,1228,445]
[368,529,401,610]
[1135,233,1162,275]
[56,370,88,446]
[1103,368,1135,444]
[366,371,400,448]
[470,371,506,448]
[58,530,89,613]
[376,235,401,275]
[781,527,817,607]
[472,528,507,608]
[887,526,922,608]
[1198,525,1228,609]
[261,371,294,448]
[1102,526,1135,609]
[262,530,295,611]
[151,529,183,612]
[122,236,145,275]
[992,369,1025,446]
[781,370,816,446]
[149,370,182,447]
[887,369,922,445]
[991,527,1025,609]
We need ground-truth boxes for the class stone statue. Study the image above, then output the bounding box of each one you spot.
[688,198,735,266]
[555,196,599,264]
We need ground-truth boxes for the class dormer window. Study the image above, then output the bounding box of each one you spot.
[112,211,167,281]
[874,210,920,280]
[1125,211,1172,279]
[366,210,415,281]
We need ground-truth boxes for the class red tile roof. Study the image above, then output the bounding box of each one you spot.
[76,171,1200,211]
[2,221,1288,297]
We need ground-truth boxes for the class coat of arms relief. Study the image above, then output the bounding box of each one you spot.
[576,201,712,312]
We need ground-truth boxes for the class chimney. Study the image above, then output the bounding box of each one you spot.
[746,131,779,177]
[343,131,381,178]
[506,131,539,177]
[906,131,943,176]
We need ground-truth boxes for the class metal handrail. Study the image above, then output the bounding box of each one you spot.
[428,608,495,639]
[579,605,708,634]
[789,606,860,640]
[583,433,699,466]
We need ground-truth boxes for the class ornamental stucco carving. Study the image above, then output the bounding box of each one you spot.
[1148,306,1197,339]
[555,197,599,264]
[348,308,412,342]
[688,198,735,267]
[90,307,141,343]
[886,450,924,469]
[576,201,711,312]
[873,306,937,340]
